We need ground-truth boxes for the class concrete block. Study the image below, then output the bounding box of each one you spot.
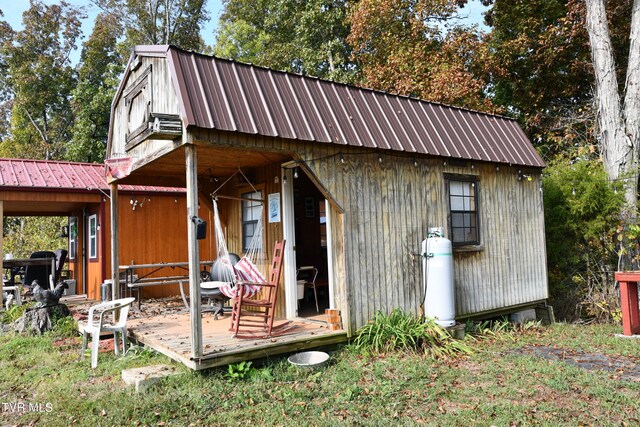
[122,364,181,393]
[510,308,537,324]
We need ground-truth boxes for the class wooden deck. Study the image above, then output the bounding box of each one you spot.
[125,299,348,370]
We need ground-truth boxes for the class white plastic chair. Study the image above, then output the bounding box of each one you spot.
[81,297,136,368]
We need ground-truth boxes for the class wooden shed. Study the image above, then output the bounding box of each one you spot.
[106,45,548,358]
[0,158,215,301]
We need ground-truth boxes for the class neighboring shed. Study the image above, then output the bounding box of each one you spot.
[106,45,548,360]
[0,158,215,301]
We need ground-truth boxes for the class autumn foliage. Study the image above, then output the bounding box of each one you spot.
[348,0,500,112]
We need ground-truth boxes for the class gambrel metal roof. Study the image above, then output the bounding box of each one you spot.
[121,45,545,168]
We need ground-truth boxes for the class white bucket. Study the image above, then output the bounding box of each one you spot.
[297,280,306,300]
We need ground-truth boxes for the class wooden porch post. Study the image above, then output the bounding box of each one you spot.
[110,184,119,300]
[186,144,203,359]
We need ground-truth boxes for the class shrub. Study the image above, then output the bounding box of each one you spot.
[543,160,624,322]
[352,308,471,358]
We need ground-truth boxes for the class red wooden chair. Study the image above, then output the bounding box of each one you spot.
[229,240,291,338]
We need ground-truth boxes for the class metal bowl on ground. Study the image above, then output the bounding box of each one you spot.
[288,351,330,368]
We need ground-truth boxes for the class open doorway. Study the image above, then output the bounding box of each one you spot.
[291,170,330,319]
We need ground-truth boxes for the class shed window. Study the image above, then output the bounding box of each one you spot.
[447,178,479,245]
[242,190,262,252]
[68,217,77,260]
[88,214,98,259]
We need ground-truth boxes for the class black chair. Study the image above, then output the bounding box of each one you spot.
[53,249,68,284]
[23,251,56,290]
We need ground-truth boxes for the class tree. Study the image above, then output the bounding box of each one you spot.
[93,0,210,52]
[68,13,124,163]
[584,0,640,227]
[348,0,497,111]
[214,0,355,83]
[482,0,634,161]
[0,0,84,160]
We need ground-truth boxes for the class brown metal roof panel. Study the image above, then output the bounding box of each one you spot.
[253,69,297,139]
[299,78,344,144]
[168,49,197,126]
[432,106,475,160]
[349,89,389,149]
[360,91,401,150]
[200,57,238,131]
[256,70,300,139]
[469,113,510,163]
[504,119,545,167]
[187,54,217,128]
[216,61,258,134]
[271,72,315,141]
[462,113,502,163]
[403,98,441,155]
[495,116,538,166]
[445,109,487,162]
[290,74,331,142]
[391,97,426,153]
[176,54,206,126]
[233,64,275,136]
[235,64,277,136]
[386,96,429,153]
[417,103,454,157]
[485,116,527,165]
[282,73,322,142]
[324,83,364,147]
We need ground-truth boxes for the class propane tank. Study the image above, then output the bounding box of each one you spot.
[422,227,455,327]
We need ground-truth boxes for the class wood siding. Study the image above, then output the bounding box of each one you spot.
[110,56,182,168]
[191,129,548,333]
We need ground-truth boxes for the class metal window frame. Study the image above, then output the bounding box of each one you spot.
[446,175,480,246]
[241,189,263,251]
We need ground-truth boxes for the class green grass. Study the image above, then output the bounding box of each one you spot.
[1,320,639,426]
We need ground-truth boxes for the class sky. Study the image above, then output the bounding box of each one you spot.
[1,0,487,65]
[1,0,224,63]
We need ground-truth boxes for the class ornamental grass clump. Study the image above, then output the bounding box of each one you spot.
[353,308,471,358]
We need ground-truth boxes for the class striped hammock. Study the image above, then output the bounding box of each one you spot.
[212,198,266,299]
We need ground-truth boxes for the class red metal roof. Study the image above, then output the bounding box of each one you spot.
[143,45,544,168]
[0,158,184,193]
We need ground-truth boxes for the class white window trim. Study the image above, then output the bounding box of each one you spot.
[88,214,98,260]
[69,218,77,260]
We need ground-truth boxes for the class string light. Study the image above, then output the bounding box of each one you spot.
[378,154,383,163]
[293,168,299,179]
[413,158,418,167]
[339,153,345,164]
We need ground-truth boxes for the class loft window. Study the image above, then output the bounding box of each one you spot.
[242,190,263,251]
[447,177,479,246]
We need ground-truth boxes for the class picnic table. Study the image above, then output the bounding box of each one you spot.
[119,260,213,308]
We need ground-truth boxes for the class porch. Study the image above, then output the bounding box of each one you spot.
[124,298,347,370]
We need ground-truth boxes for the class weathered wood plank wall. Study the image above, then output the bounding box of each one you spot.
[110,57,182,165]
[190,129,548,333]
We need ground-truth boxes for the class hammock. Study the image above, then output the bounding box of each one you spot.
[211,190,266,300]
